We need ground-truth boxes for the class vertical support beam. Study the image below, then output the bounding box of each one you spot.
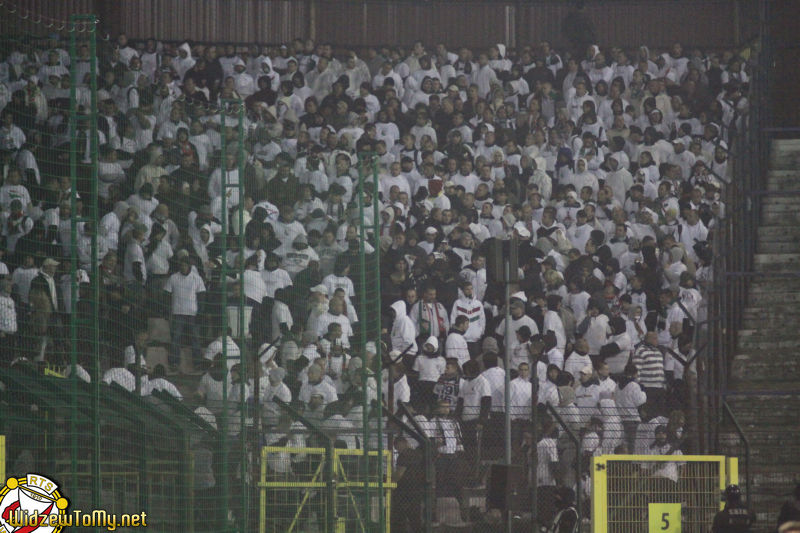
[219,103,230,529]
[356,154,370,527]
[85,16,101,531]
[503,259,512,533]
[67,14,79,497]
[308,0,317,41]
[371,155,384,533]
[234,100,248,530]
[591,456,607,533]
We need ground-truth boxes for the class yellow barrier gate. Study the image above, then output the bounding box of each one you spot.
[259,446,395,533]
[592,455,738,533]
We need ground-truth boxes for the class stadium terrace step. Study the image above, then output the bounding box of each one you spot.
[732,140,800,530]
[757,241,800,253]
[766,169,800,181]
[742,305,800,322]
[747,290,800,304]
[747,278,800,291]
[761,209,800,225]
[761,196,800,206]
[752,253,800,269]
[147,317,171,344]
[736,336,800,350]
[757,225,800,239]
[769,141,800,170]
[737,328,800,338]
[730,355,800,383]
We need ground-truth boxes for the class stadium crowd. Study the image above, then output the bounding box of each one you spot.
[0,29,749,527]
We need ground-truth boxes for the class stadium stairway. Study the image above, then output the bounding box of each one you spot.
[722,138,800,530]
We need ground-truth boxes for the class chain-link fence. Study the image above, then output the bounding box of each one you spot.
[0,11,256,531]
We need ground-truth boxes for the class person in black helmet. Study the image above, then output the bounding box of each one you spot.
[777,483,800,530]
[711,484,755,532]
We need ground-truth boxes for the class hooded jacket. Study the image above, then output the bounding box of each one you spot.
[390,300,417,355]
[173,43,196,81]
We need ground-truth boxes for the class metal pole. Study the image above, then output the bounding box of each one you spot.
[235,100,248,531]
[503,259,512,532]
[530,375,538,532]
[372,154,385,533]
[87,17,100,531]
[723,402,751,502]
[67,14,79,496]
[356,154,370,526]
[219,102,230,528]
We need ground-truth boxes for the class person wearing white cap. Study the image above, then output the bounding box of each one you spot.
[419,226,439,255]
[412,336,446,407]
[574,365,600,425]
[512,222,532,241]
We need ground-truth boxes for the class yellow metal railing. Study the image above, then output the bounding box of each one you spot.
[259,446,395,533]
[0,435,5,483]
[592,454,737,533]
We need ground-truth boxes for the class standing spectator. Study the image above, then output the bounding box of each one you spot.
[165,259,206,371]
[495,299,539,354]
[616,362,647,452]
[450,281,486,357]
[0,279,17,362]
[778,484,800,531]
[444,315,470,368]
[456,359,491,460]
[390,300,417,356]
[408,285,450,342]
[632,331,667,415]
[412,336,446,410]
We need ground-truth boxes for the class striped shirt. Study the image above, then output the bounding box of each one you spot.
[631,343,666,389]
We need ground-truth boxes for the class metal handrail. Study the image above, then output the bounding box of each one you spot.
[722,402,751,502]
[545,404,583,525]
[396,402,435,533]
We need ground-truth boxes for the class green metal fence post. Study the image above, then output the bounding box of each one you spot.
[219,102,230,531]
[67,13,79,499]
[234,100,248,532]
[371,154,385,533]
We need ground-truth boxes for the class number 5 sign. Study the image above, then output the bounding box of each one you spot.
[648,503,681,532]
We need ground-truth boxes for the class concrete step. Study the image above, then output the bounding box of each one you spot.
[757,225,800,239]
[747,278,800,291]
[724,395,800,421]
[771,139,800,150]
[747,290,800,304]
[770,141,800,170]
[741,306,800,320]
[762,196,800,206]
[753,253,800,269]
[761,209,800,224]
[730,356,800,383]
[738,326,800,338]
[766,169,800,182]
[735,337,800,352]
[757,241,800,253]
